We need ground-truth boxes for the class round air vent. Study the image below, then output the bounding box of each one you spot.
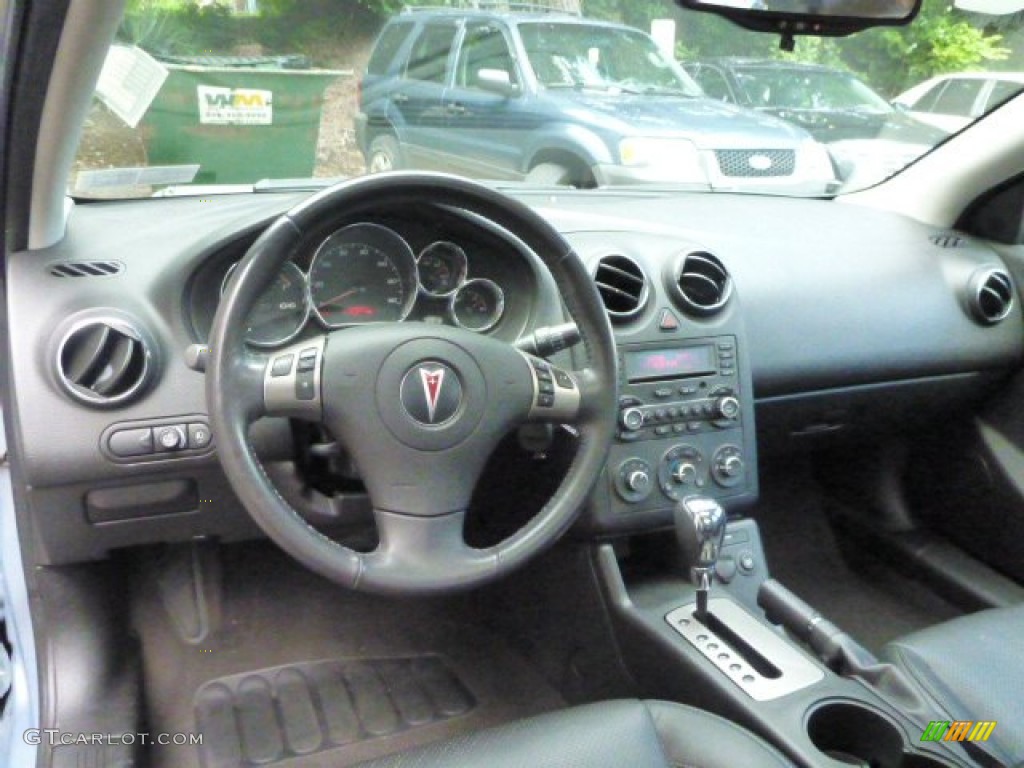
[968,268,1014,325]
[671,251,732,315]
[593,254,648,321]
[56,318,153,406]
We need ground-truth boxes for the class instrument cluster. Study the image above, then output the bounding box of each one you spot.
[219,223,509,347]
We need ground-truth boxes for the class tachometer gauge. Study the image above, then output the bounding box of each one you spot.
[220,261,309,347]
[309,223,418,327]
[450,278,505,332]
[417,241,468,297]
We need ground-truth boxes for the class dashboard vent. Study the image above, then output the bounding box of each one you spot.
[593,254,648,321]
[56,318,152,406]
[930,233,967,249]
[48,261,124,278]
[673,251,732,315]
[968,268,1014,325]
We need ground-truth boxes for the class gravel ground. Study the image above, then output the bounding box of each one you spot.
[314,73,368,179]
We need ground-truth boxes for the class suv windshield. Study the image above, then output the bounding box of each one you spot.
[70,0,1024,199]
[519,22,701,95]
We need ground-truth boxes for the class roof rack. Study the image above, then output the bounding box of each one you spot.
[402,0,581,16]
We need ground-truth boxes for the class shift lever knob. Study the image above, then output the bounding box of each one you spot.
[674,496,727,620]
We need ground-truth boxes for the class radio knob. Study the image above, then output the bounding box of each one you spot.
[626,469,652,494]
[714,396,741,420]
[672,462,698,485]
[620,407,645,432]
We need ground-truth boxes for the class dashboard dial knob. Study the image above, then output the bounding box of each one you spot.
[719,455,744,478]
[714,396,741,420]
[626,469,651,494]
[620,407,645,431]
[672,462,698,485]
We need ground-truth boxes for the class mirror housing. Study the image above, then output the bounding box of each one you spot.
[674,0,921,45]
[477,68,520,96]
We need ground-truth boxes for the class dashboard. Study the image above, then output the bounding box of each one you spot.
[7,185,1023,566]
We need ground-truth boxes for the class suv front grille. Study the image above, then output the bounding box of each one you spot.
[715,149,795,178]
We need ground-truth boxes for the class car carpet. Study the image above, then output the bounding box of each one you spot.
[129,541,566,768]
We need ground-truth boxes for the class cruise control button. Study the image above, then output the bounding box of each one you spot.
[109,428,154,457]
[537,393,555,407]
[296,372,316,401]
[539,380,555,394]
[271,355,294,377]
[296,354,317,373]
[187,423,213,450]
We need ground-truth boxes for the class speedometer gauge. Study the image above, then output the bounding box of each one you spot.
[309,223,418,327]
[220,261,309,347]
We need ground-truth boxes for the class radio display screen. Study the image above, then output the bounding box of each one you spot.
[624,346,717,382]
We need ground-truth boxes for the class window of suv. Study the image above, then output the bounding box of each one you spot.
[456,23,518,89]
[406,22,458,84]
[367,21,415,76]
[931,77,984,116]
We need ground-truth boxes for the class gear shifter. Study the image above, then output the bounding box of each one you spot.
[674,496,727,621]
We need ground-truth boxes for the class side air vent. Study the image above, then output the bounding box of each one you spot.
[930,233,967,249]
[48,260,124,278]
[56,318,153,406]
[968,268,1014,325]
[593,254,648,321]
[672,251,732,315]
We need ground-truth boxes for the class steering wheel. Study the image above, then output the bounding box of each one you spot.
[207,173,618,595]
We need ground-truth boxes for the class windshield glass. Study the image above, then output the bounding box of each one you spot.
[519,22,701,94]
[731,67,893,112]
[71,0,1024,199]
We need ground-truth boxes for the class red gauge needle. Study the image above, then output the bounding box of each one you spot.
[317,286,362,310]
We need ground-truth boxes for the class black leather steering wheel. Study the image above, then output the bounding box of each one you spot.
[207,173,617,595]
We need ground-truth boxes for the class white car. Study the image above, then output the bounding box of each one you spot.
[894,72,1024,132]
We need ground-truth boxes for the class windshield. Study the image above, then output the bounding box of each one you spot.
[71,0,1024,199]
[731,67,893,112]
[519,22,701,95]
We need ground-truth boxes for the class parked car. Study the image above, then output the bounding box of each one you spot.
[356,11,836,193]
[893,71,1024,132]
[683,57,947,185]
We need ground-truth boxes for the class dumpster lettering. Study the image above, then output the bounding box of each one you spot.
[197,86,273,125]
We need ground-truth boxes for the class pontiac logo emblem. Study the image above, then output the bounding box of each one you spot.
[400,362,461,425]
[747,153,773,171]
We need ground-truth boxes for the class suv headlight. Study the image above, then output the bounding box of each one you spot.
[619,137,705,181]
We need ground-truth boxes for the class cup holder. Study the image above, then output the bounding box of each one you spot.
[806,702,955,768]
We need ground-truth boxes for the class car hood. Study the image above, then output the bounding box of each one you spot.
[755,106,948,146]
[552,90,812,147]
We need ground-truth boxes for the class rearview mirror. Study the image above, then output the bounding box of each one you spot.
[675,0,921,46]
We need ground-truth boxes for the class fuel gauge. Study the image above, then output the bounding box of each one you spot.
[450,278,504,332]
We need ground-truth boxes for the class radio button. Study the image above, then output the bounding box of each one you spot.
[621,407,645,431]
[714,396,741,420]
[654,387,673,398]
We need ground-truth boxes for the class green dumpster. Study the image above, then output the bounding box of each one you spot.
[142,57,347,184]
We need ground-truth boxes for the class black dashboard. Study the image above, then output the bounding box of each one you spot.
[8,185,1023,566]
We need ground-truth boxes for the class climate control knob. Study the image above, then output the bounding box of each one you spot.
[714,396,741,421]
[711,445,745,488]
[719,455,743,478]
[620,407,645,431]
[672,462,698,485]
[626,469,652,494]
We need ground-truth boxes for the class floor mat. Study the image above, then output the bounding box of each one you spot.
[130,542,565,768]
[195,656,475,768]
[755,459,962,654]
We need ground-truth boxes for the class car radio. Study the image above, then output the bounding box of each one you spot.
[606,335,750,516]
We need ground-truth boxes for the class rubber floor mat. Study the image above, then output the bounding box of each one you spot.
[195,656,475,768]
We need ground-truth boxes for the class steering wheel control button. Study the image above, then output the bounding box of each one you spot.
[400,362,462,425]
[271,354,294,377]
[109,428,154,457]
[296,349,319,373]
[553,369,574,389]
[295,372,317,401]
[155,425,187,452]
[187,423,213,450]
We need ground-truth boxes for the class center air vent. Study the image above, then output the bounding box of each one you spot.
[47,260,124,278]
[56,318,153,406]
[968,268,1014,325]
[593,254,648,321]
[672,251,732,315]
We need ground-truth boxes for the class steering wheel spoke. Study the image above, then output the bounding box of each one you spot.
[262,335,326,421]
